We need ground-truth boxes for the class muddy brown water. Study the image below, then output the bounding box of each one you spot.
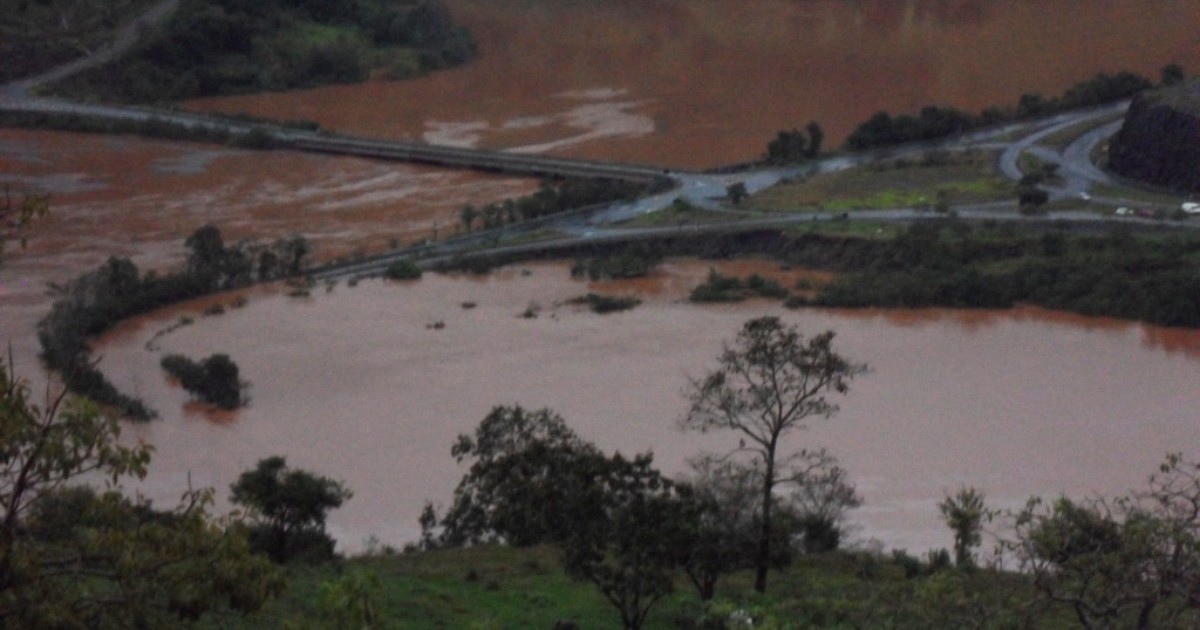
[3,0,1200,554]
[185,0,1200,169]
[93,260,1200,554]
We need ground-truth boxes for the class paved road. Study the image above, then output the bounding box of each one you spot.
[5,6,1194,283]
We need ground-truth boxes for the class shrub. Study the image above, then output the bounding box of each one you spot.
[384,259,423,280]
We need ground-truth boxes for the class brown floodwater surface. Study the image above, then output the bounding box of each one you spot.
[185,0,1200,168]
[95,261,1200,554]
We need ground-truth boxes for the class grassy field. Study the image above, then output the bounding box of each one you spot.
[749,151,1011,214]
[197,543,1082,630]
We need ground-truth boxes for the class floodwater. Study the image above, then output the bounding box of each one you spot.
[185,0,1200,168]
[0,129,535,370]
[94,260,1200,554]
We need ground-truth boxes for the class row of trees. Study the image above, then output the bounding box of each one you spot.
[844,69,1166,150]
[458,177,647,233]
[420,317,867,628]
[38,225,311,419]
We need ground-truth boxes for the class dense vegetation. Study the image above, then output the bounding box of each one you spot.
[161,353,246,409]
[844,71,1156,150]
[459,177,652,233]
[38,226,311,419]
[48,0,476,101]
[0,0,159,83]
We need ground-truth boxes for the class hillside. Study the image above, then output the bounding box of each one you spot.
[45,0,476,102]
[1108,79,1200,192]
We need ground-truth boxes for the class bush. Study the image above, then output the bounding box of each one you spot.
[384,259,423,280]
[161,353,245,410]
[567,293,642,314]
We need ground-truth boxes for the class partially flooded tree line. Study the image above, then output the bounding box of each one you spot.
[37,224,312,419]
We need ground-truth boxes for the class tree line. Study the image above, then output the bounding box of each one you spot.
[458,177,649,234]
[38,225,311,419]
[843,68,1174,151]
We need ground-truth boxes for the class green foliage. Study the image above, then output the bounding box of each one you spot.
[682,317,865,593]
[571,243,664,280]
[938,487,993,569]
[0,0,159,82]
[0,360,282,626]
[765,122,822,164]
[48,0,477,101]
[567,293,642,314]
[230,456,352,563]
[318,568,383,629]
[1007,454,1200,628]
[689,269,789,303]
[845,71,1153,150]
[383,259,423,280]
[37,225,278,419]
[161,353,246,410]
[0,189,49,269]
[437,406,603,547]
[559,454,697,630]
[725,182,749,206]
[463,177,647,232]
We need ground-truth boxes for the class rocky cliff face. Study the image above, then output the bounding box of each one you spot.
[1108,80,1200,193]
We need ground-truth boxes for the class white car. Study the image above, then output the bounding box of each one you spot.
[1115,207,1133,216]
[1182,202,1200,214]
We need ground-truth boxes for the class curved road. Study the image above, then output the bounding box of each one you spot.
[3,6,1194,283]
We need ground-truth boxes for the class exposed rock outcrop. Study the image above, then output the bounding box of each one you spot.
[1108,79,1200,193]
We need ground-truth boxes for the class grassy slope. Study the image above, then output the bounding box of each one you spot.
[209,545,1078,629]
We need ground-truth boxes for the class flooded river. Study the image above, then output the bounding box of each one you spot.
[3,0,1200,555]
[186,0,1200,168]
[95,260,1200,554]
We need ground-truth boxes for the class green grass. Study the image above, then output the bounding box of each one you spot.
[200,544,1084,629]
[751,151,1011,213]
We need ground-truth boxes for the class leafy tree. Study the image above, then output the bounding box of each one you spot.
[161,353,246,410]
[681,316,865,593]
[560,453,696,630]
[765,129,809,164]
[789,449,862,554]
[273,233,312,276]
[459,204,478,233]
[0,360,281,625]
[726,182,749,206]
[438,405,604,546]
[805,121,824,158]
[0,188,48,269]
[681,458,773,601]
[1161,63,1185,86]
[230,456,352,562]
[939,486,993,568]
[1007,454,1200,629]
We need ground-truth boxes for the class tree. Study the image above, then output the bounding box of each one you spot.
[805,121,824,158]
[681,316,865,592]
[939,486,992,569]
[789,449,862,554]
[0,188,49,270]
[161,353,246,410]
[681,457,772,601]
[1161,63,1185,86]
[0,360,281,625]
[272,233,312,276]
[560,453,696,630]
[1007,454,1200,629]
[230,456,352,562]
[726,182,748,206]
[438,405,604,546]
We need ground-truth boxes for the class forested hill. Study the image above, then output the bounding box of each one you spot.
[49,0,476,102]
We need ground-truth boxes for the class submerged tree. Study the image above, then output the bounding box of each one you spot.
[681,316,865,593]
